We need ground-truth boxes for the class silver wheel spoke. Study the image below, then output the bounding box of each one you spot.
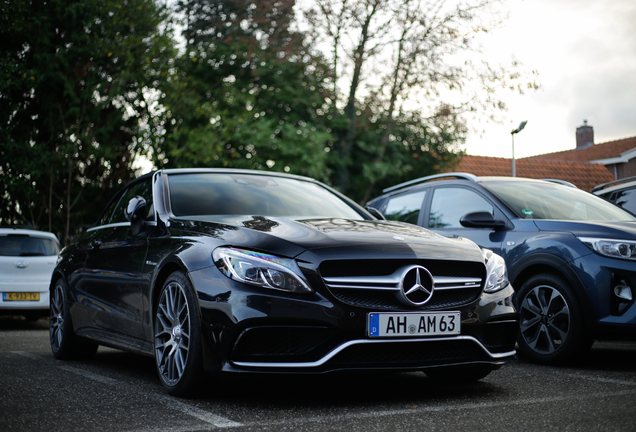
[50,285,65,350]
[520,284,571,355]
[155,280,191,386]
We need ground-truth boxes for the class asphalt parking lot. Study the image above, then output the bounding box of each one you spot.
[1,316,635,432]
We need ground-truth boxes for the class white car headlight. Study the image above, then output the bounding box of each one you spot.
[482,248,509,293]
[213,247,313,293]
[578,237,636,261]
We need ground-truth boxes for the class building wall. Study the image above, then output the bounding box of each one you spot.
[605,159,636,180]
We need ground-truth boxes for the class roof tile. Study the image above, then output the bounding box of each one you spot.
[447,155,615,191]
[523,136,636,162]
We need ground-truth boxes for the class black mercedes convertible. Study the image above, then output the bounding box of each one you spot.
[49,169,518,396]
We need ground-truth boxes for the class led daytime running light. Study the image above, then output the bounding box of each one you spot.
[483,249,509,293]
[213,247,312,293]
[579,237,636,260]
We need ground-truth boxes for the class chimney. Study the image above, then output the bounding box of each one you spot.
[576,120,594,149]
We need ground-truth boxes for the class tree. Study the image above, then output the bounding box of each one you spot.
[302,0,538,202]
[0,0,175,243]
[157,0,333,181]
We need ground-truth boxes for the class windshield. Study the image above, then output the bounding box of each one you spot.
[167,173,364,220]
[483,181,636,222]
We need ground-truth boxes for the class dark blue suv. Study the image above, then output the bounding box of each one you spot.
[367,173,636,364]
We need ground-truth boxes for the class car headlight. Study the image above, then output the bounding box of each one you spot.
[579,237,636,260]
[212,247,313,293]
[483,249,509,293]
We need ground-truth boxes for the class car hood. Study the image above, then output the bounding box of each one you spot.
[533,220,636,239]
[177,215,485,262]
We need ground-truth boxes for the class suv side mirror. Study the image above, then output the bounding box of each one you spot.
[460,211,506,230]
[125,196,147,236]
[365,206,386,220]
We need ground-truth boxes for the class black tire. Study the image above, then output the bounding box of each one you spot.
[49,278,99,360]
[425,365,494,383]
[154,271,204,397]
[516,273,591,365]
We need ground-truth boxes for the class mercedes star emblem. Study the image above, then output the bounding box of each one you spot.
[397,265,435,306]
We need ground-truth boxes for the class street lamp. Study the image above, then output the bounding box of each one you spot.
[511,120,527,177]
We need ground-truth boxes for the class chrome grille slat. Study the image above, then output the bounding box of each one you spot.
[320,261,484,310]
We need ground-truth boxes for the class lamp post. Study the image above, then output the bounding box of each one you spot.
[511,120,527,177]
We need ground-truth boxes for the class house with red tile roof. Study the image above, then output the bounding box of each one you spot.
[523,121,636,180]
[444,121,636,190]
[445,155,614,191]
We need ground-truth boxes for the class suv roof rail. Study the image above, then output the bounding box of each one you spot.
[382,172,479,193]
[592,175,636,193]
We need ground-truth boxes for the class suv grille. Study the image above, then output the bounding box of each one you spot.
[320,259,485,310]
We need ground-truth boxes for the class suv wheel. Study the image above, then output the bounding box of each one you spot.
[517,273,591,364]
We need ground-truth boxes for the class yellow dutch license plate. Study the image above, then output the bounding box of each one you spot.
[3,292,40,301]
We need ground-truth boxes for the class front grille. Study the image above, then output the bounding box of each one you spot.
[321,259,482,278]
[320,259,485,310]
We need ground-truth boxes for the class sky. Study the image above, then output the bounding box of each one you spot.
[463,0,636,159]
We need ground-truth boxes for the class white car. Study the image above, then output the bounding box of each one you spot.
[0,228,60,320]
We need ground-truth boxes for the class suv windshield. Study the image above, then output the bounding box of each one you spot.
[483,181,636,221]
[0,235,60,256]
[168,173,364,220]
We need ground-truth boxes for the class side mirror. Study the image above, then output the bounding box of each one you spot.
[365,206,386,220]
[125,196,146,235]
[460,211,506,230]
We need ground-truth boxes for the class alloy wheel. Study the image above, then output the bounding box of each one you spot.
[49,282,65,352]
[155,281,191,386]
[519,284,570,355]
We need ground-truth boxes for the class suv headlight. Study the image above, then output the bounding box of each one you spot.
[483,249,509,293]
[579,237,636,260]
[213,247,313,293]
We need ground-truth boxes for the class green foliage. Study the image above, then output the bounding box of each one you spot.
[158,0,333,181]
[324,105,465,203]
[0,0,174,243]
[0,0,521,237]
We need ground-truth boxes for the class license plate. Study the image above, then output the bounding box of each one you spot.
[3,292,40,301]
[368,312,460,337]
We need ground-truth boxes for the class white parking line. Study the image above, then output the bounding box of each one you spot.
[10,351,635,430]
[162,399,242,428]
[10,351,243,429]
[236,389,636,429]
[556,371,636,386]
[57,364,123,386]
[123,388,636,431]
[10,350,40,360]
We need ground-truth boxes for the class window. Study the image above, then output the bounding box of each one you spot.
[382,191,426,224]
[614,188,636,214]
[167,173,362,220]
[0,235,59,257]
[429,188,494,228]
[101,179,154,225]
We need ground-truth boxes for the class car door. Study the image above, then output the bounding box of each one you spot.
[425,186,508,256]
[78,178,154,340]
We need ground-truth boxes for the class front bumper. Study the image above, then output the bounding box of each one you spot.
[570,253,636,336]
[192,269,518,374]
